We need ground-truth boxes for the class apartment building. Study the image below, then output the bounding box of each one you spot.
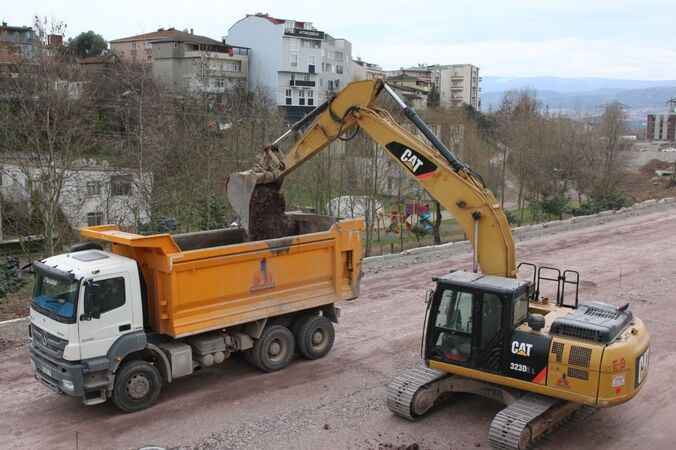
[646,113,676,141]
[227,13,353,121]
[0,22,34,64]
[430,64,480,109]
[152,35,248,94]
[352,58,384,80]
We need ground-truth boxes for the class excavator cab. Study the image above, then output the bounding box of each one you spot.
[426,271,540,379]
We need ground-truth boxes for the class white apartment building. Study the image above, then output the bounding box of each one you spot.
[227,13,353,122]
[1,160,151,231]
[430,64,481,109]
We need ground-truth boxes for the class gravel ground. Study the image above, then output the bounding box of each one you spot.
[2,202,676,450]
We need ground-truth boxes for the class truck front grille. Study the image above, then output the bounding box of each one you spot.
[31,324,68,358]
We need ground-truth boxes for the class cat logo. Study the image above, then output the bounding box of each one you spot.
[511,341,534,357]
[399,148,424,173]
[385,142,437,179]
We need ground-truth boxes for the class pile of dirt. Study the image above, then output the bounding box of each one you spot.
[248,183,289,241]
[639,159,674,176]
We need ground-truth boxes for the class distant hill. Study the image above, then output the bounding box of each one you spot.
[481,76,676,94]
[480,77,676,118]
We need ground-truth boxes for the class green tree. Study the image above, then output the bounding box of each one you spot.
[68,31,107,58]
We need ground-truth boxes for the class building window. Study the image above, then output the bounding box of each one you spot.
[285,21,294,32]
[131,42,137,49]
[334,51,344,61]
[144,41,152,49]
[336,64,343,74]
[86,181,101,196]
[290,54,298,67]
[224,61,241,72]
[298,89,305,105]
[215,79,225,88]
[285,89,292,105]
[289,38,299,51]
[307,90,314,106]
[87,212,104,226]
[111,175,132,196]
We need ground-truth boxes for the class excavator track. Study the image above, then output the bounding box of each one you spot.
[386,365,447,421]
[488,393,588,450]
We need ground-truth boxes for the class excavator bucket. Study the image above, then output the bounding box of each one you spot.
[226,170,260,232]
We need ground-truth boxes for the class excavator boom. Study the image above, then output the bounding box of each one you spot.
[228,79,516,277]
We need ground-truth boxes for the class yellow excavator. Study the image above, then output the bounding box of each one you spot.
[227,79,650,449]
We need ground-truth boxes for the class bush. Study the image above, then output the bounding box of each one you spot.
[536,195,569,219]
[0,257,25,299]
[572,192,631,216]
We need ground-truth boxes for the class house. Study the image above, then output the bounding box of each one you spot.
[151,33,248,94]
[227,13,354,122]
[1,159,152,231]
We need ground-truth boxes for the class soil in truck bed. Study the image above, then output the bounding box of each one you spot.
[248,183,289,241]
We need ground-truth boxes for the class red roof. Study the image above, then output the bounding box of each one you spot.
[248,13,286,25]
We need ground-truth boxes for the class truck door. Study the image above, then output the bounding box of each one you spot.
[427,288,475,365]
[78,275,132,360]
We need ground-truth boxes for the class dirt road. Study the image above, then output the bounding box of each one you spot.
[2,207,676,450]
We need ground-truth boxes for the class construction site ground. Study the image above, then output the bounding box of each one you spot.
[2,203,676,450]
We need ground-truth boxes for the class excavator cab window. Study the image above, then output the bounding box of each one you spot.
[429,288,474,364]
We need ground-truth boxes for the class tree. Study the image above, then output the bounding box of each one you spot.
[68,31,107,58]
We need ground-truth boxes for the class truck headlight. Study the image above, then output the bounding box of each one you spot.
[61,379,75,392]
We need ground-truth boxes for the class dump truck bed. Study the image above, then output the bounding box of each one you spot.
[81,214,363,338]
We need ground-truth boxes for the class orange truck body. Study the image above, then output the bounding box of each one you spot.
[80,216,363,338]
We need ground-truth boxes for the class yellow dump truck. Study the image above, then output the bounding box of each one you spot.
[28,214,362,412]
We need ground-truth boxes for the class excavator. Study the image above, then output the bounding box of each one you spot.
[227,79,650,449]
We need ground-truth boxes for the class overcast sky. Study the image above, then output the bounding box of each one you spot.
[4,0,676,80]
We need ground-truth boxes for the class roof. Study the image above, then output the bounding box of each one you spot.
[0,23,32,33]
[248,13,286,25]
[110,28,224,47]
[436,270,530,296]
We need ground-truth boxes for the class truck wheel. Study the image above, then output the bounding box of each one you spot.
[297,315,335,360]
[249,325,295,372]
[112,360,162,413]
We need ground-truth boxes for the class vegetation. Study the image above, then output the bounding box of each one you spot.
[68,31,107,58]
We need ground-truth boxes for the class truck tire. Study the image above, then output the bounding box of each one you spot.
[112,360,162,413]
[296,315,335,360]
[248,325,295,372]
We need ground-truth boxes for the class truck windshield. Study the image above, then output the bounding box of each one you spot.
[32,272,80,324]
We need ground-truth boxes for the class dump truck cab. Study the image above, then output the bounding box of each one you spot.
[30,250,145,404]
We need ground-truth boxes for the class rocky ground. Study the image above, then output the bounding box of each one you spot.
[2,201,676,450]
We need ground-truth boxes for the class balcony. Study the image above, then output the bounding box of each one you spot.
[290,79,316,87]
[284,27,325,40]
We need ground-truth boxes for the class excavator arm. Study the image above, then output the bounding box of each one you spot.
[228,79,516,278]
